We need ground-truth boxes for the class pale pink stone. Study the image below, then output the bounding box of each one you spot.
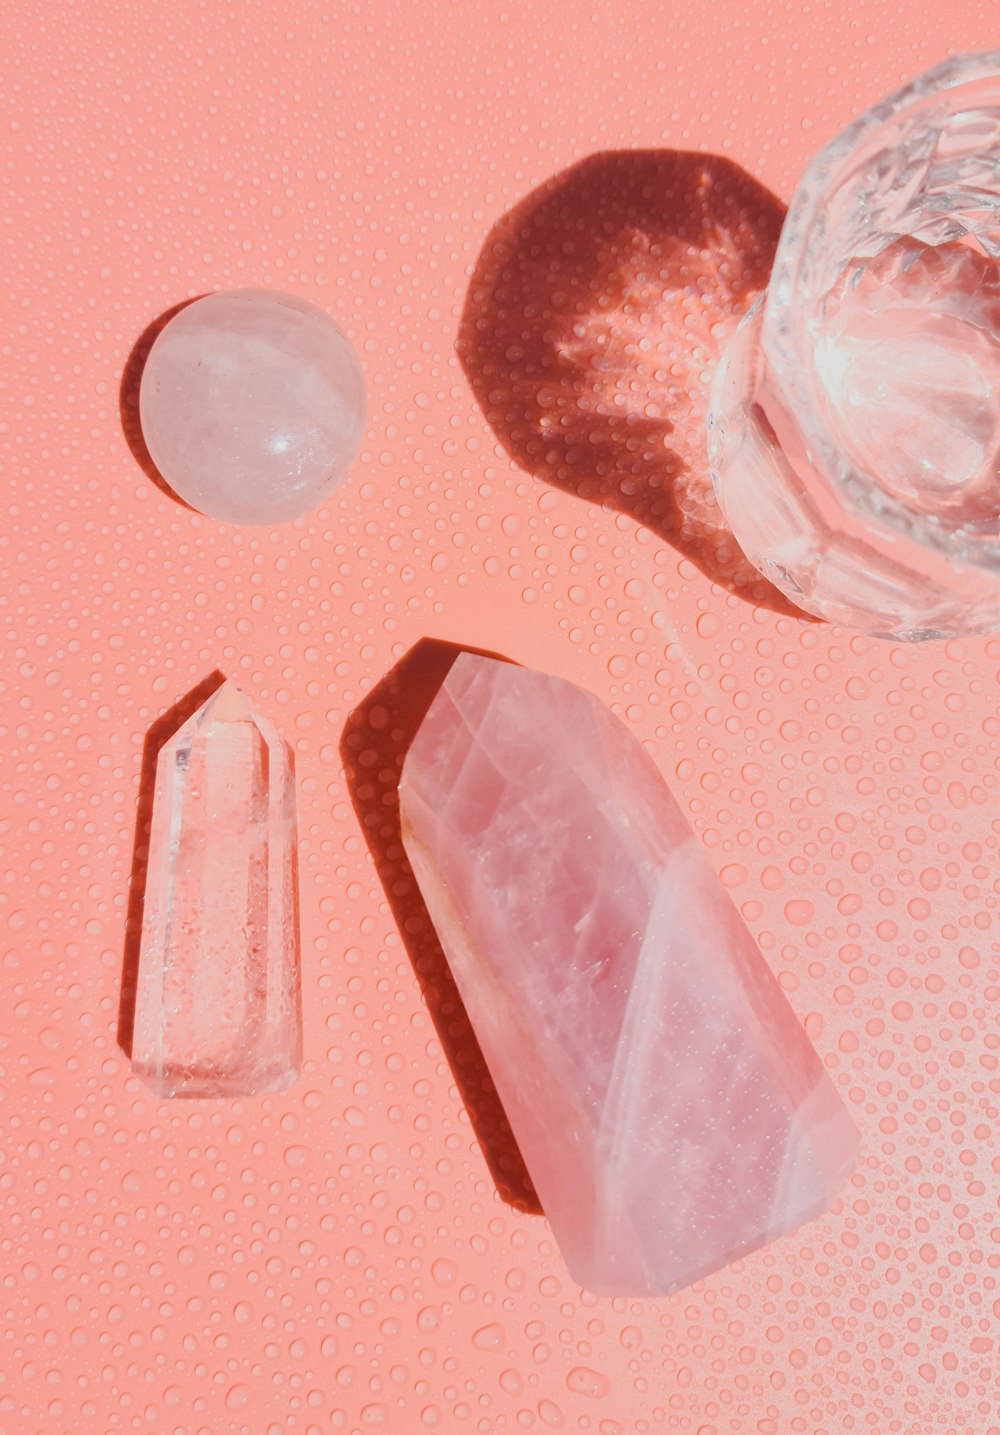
[399,655,859,1296]
[131,681,301,1098]
[139,288,365,525]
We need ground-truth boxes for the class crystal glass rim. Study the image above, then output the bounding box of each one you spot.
[761,51,1000,572]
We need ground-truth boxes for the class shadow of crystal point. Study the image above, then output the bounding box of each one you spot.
[119,295,207,509]
[340,638,542,1216]
[458,149,812,618]
[118,670,228,1060]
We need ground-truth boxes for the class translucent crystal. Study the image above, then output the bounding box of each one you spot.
[399,654,859,1296]
[138,288,366,525]
[708,56,1000,638]
[131,681,302,1098]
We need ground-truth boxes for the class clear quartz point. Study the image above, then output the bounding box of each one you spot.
[131,680,302,1097]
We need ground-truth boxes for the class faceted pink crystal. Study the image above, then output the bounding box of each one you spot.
[399,655,859,1296]
[131,681,301,1098]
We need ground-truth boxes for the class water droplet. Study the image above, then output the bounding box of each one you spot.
[472,1322,505,1351]
[225,1384,251,1411]
[431,1258,458,1287]
[783,898,814,927]
[566,1366,611,1398]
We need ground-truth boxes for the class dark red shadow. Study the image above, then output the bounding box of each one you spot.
[340,638,541,1215]
[458,149,804,614]
[119,297,206,508]
[117,670,227,1059]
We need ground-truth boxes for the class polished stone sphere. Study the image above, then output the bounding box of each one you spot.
[139,288,366,524]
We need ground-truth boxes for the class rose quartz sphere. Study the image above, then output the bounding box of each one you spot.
[138,288,366,524]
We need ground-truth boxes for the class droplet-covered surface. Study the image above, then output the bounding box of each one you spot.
[1,3,999,1433]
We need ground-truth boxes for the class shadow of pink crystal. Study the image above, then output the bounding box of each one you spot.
[399,654,859,1296]
[131,680,302,1098]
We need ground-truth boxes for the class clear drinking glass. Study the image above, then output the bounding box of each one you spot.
[708,54,1000,639]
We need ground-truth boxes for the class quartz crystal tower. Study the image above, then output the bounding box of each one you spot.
[399,654,859,1296]
[131,681,302,1097]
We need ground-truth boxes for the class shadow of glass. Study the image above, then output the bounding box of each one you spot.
[118,670,227,1059]
[458,149,807,616]
[340,638,542,1215]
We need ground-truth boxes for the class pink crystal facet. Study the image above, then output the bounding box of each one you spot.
[399,655,860,1296]
[131,681,302,1098]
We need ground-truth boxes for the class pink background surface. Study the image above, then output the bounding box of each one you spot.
[2,3,999,1432]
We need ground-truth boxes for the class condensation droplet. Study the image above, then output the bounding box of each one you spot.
[538,1398,567,1429]
[431,1258,458,1287]
[784,898,814,927]
[566,1366,611,1398]
[472,1322,505,1351]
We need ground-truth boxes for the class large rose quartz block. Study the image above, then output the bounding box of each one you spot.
[398,654,859,1296]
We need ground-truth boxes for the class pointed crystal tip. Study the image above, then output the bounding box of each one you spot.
[161,678,285,758]
[199,678,254,724]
